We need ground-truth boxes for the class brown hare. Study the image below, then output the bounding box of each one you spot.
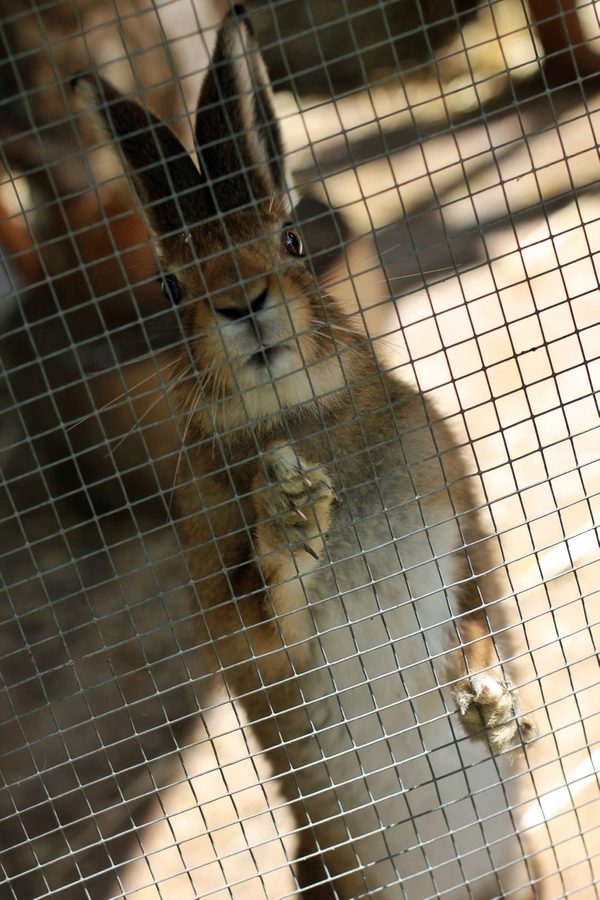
[73,6,536,897]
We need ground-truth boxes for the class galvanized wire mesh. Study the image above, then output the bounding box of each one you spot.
[1,1,600,898]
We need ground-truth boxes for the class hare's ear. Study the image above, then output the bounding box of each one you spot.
[73,75,213,241]
[195,5,288,214]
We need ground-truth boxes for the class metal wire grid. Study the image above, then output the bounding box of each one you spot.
[1,0,600,897]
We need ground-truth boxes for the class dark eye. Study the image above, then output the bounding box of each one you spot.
[160,274,182,304]
[284,227,304,257]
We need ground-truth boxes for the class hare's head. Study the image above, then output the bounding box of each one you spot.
[73,5,353,434]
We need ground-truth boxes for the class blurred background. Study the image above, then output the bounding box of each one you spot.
[1,1,600,897]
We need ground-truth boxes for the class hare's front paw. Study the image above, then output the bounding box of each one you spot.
[454,673,536,755]
[253,445,336,567]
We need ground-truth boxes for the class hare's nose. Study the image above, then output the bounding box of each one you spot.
[249,287,268,314]
[217,287,268,321]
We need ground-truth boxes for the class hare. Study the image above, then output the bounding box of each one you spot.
[73,6,536,898]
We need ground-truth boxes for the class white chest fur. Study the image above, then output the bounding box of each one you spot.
[262,466,527,897]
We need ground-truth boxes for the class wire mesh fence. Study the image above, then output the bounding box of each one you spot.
[1,1,600,898]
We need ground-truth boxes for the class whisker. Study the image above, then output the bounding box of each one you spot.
[105,390,166,456]
[168,408,194,516]
[317,241,459,289]
[65,358,172,433]
[318,317,407,362]
[387,265,457,280]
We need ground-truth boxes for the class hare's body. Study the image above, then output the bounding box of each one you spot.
[173,348,530,898]
[75,7,535,897]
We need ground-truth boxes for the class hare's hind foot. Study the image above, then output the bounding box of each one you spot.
[253,445,337,569]
[454,673,537,755]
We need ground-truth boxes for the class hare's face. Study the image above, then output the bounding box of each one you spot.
[168,211,346,429]
[75,7,350,432]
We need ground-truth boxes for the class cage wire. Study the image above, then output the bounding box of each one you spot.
[1,0,600,898]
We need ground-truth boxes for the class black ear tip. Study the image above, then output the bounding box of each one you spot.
[70,70,87,90]
[70,70,98,96]
[230,3,254,35]
[70,72,103,110]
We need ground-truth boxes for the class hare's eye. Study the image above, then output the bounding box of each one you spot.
[160,274,182,304]
[284,228,304,258]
